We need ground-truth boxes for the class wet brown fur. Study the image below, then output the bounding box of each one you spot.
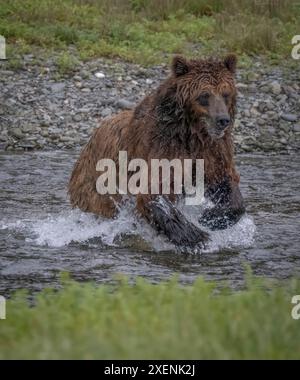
[69,55,241,230]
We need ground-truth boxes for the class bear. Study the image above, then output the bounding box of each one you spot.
[68,54,245,247]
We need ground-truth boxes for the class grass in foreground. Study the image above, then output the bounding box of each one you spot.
[0,275,300,359]
[0,0,299,69]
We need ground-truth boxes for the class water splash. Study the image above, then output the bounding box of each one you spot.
[0,198,255,253]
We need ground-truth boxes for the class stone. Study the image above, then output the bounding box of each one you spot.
[280,113,297,122]
[247,72,260,82]
[10,128,23,139]
[115,99,135,110]
[94,72,105,79]
[22,125,34,133]
[81,70,90,79]
[270,81,281,95]
[40,130,49,137]
[293,124,300,133]
[19,140,36,149]
[59,136,71,142]
[0,142,7,150]
[236,82,248,90]
[279,137,287,144]
[73,114,82,122]
[101,107,112,117]
[50,82,66,93]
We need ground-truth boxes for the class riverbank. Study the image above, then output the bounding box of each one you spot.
[0,55,299,153]
[1,275,299,359]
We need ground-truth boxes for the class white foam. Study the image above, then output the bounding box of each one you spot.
[0,198,256,253]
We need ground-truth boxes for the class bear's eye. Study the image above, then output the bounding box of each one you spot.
[197,93,210,107]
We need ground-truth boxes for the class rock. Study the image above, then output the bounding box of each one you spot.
[266,111,278,121]
[236,82,248,90]
[10,128,23,139]
[73,114,82,122]
[81,70,90,79]
[0,142,7,150]
[75,81,82,88]
[0,134,8,142]
[0,70,14,76]
[279,122,291,133]
[270,81,282,95]
[293,124,300,133]
[19,140,36,150]
[115,99,135,110]
[280,113,298,122]
[277,94,288,105]
[50,82,66,93]
[94,72,105,79]
[279,137,287,144]
[22,125,35,133]
[243,109,250,118]
[250,107,260,117]
[246,72,260,82]
[101,107,112,117]
[59,136,71,142]
[40,130,49,137]
[257,119,265,126]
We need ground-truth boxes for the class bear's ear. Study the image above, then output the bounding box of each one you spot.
[224,54,237,74]
[172,55,190,77]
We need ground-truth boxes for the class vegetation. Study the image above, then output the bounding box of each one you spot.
[0,274,300,359]
[0,0,299,67]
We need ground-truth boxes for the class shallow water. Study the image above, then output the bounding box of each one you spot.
[0,150,299,295]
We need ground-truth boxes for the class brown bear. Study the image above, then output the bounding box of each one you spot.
[68,54,245,247]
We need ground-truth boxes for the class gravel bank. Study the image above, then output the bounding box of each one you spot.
[0,56,299,153]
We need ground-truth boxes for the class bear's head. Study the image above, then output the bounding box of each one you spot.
[157,54,237,142]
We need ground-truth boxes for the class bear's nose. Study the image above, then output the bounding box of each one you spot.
[216,116,230,129]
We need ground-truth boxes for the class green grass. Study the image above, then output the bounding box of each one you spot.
[1,274,300,359]
[0,0,299,67]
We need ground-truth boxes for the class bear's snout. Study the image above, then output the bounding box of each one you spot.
[215,115,230,130]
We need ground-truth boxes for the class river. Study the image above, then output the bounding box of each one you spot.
[0,151,299,295]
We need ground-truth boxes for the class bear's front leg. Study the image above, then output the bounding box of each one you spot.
[137,194,209,248]
[199,176,245,230]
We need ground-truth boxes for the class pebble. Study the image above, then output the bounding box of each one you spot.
[115,99,135,110]
[270,81,282,95]
[101,107,112,117]
[280,113,298,122]
[50,82,66,93]
[293,124,300,133]
[73,114,82,122]
[94,72,105,79]
[10,128,23,139]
